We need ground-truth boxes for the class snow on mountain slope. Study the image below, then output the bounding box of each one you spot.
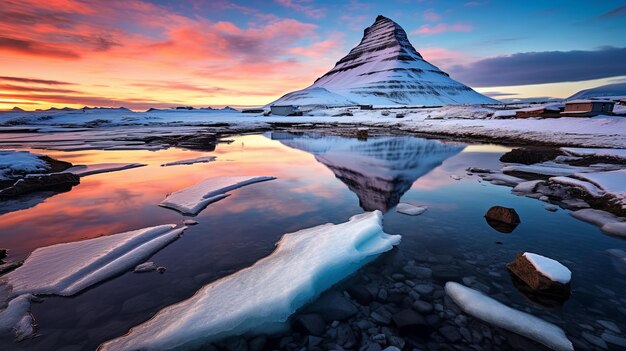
[269,15,497,107]
[567,82,626,100]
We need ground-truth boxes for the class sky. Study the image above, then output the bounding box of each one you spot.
[0,0,625,110]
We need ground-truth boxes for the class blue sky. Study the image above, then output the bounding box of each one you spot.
[1,0,625,110]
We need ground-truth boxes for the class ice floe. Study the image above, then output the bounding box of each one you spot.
[562,147,626,160]
[396,203,427,216]
[134,262,158,273]
[480,173,523,186]
[523,253,571,284]
[574,170,626,206]
[159,175,276,215]
[549,176,605,197]
[99,211,401,351]
[512,180,544,193]
[2,224,186,297]
[65,163,145,177]
[161,156,216,167]
[571,209,626,237]
[445,282,573,351]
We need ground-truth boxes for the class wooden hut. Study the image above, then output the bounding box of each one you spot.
[561,100,615,117]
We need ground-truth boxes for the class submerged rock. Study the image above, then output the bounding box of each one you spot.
[484,206,521,233]
[392,309,429,337]
[133,262,158,273]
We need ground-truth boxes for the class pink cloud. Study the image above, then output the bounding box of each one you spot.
[412,23,474,35]
[274,0,326,19]
[423,10,441,22]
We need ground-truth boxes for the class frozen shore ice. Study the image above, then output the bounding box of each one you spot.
[99,211,400,351]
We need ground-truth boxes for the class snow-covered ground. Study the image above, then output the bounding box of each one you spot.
[0,150,50,180]
[1,105,625,148]
[99,211,400,351]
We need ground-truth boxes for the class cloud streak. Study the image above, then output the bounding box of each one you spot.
[412,23,474,35]
[448,46,626,87]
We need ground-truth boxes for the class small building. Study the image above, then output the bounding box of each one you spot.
[618,98,626,106]
[515,104,563,118]
[561,100,615,117]
[270,105,302,116]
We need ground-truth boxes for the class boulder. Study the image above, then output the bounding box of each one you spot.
[0,248,6,262]
[0,173,80,198]
[304,290,358,322]
[506,252,571,301]
[500,148,563,165]
[484,206,521,233]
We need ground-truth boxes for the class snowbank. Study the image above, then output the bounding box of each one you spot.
[0,151,49,180]
[100,211,400,351]
[549,176,605,197]
[574,170,626,206]
[161,156,216,167]
[571,209,626,237]
[3,224,186,296]
[65,163,145,177]
[159,176,276,215]
[523,253,571,284]
[445,282,573,351]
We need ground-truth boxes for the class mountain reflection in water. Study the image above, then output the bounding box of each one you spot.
[269,132,465,211]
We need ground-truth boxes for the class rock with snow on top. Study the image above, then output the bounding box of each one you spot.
[445,282,573,351]
[506,252,571,298]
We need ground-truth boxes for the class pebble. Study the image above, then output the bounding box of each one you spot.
[414,284,434,295]
[582,332,608,350]
[597,320,621,334]
[439,325,461,342]
[413,300,433,314]
[601,332,626,347]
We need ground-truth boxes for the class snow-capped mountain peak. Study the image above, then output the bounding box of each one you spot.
[269,15,497,107]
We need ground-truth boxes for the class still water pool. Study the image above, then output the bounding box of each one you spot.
[1,132,625,350]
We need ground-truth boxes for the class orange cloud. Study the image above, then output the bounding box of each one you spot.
[0,0,334,110]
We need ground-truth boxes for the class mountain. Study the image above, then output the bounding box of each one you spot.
[269,15,497,107]
[567,82,626,100]
[269,132,464,211]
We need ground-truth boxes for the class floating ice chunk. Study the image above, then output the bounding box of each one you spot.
[134,262,158,273]
[522,253,571,284]
[0,294,35,340]
[601,222,626,238]
[396,203,427,216]
[481,173,523,186]
[159,175,276,215]
[65,163,145,177]
[570,209,623,227]
[445,282,573,351]
[562,148,626,160]
[99,211,401,351]
[550,176,605,197]
[502,163,590,177]
[512,180,544,194]
[183,219,198,225]
[450,174,461,180]
[161,156,216,167]
[3,225,186,297]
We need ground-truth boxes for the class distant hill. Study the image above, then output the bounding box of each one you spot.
[567,82,626,100]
